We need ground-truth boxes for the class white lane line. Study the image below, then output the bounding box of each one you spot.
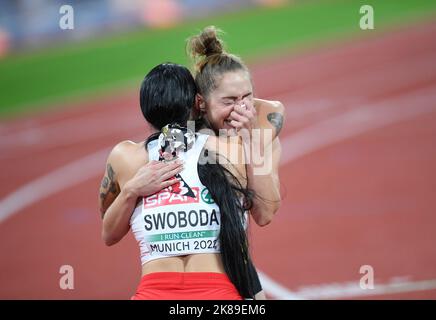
[280,87,436,165]
[263,44,436,104]
[0,133,145,224]
[0,110,141,151]
[258,272,303,299]
[260,272,436,300]
[258,87,436,298]
[2,87,435,224]
[259,271,436,300]
[1,87,436,299]
[3,30,435,153]
[288,278,436,300]
[0,148,110,224]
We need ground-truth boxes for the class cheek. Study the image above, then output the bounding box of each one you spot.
[221,109,235,125]
[243,96,254,106]
[209,105,232,121]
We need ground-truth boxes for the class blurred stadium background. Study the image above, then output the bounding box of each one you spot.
[1,0,436,299]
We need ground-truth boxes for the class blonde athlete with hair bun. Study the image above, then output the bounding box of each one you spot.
[187,26,284,300]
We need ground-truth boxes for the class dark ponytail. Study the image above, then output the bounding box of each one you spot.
[198,151,256,299]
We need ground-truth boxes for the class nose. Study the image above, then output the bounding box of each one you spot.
[235,99,245,108]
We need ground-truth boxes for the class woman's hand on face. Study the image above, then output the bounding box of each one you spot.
[125,160,183,197]
[228,100,258,134]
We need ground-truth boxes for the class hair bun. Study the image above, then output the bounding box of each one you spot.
[187,26,225,60]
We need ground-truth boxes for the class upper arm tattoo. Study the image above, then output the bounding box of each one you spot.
[267,112,284,136]
[99,163,120,218]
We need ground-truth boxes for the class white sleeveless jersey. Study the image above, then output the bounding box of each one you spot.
[130,133,222,265]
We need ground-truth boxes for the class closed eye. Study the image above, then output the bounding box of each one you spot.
[222,92,251,99]
[222,99,235,106]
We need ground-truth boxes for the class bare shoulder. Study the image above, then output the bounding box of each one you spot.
[254,98,285,115]
[254,98,285,138]
[108,140,144,163]
[99,140,146,217]
[110,140,141,155]
[106,140,147,181]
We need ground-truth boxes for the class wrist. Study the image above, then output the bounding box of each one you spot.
[122,181,139,201]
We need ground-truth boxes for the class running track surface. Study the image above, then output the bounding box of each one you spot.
[1,20,435,299]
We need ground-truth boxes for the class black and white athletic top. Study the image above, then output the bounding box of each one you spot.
[130,133,222,265]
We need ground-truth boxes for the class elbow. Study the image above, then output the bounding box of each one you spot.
[269,194,281,216]
[271,201,281,216]
[102,230,119,247]
[253,210,274,227]
[104,238,117,247]
[254,202,280,227]
[257,216,272,227]
[103,236,118,247]
[274,100,285,116]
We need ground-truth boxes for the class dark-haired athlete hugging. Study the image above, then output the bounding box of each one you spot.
[99,63,260,299]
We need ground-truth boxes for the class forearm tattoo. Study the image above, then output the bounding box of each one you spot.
[267,112,283,136]
[99,164,120,218]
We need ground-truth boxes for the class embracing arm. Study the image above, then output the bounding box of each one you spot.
[99,143,138,246]
[245,137,281,226]
[221,133,282,227]
[255,98,284,140]
[209,98,285,226]
[102,185,139,246]
[245,99,284,226]
[98,142,184,246]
